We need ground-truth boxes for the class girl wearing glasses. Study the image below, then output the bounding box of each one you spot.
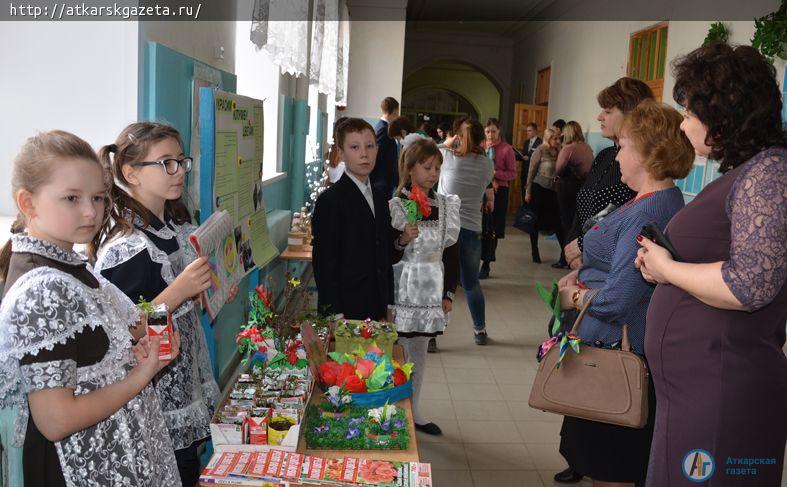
[92,122,222,486]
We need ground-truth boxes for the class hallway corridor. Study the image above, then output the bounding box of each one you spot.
[415,225,591,486]
[417,222,787,486]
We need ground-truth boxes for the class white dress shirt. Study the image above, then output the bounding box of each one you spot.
[528,136,538,152]
[345,171,375,217]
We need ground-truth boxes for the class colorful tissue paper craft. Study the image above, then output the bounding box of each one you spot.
[319,344,413,394]
[401,185,432,225]
[537,332,581,369]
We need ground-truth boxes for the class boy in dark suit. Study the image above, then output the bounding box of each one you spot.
[312,118,395,321]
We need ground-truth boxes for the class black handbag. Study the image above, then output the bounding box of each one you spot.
[514,203,538,234]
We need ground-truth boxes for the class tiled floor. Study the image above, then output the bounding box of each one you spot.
[415,227,593,486]
[418,227,787,486]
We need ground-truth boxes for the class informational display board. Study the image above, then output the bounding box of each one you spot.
[200,88,279,275]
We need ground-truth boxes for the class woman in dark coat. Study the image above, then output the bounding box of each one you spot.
[636,44,787,486]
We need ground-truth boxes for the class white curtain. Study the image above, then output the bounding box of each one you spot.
[309,0,339,96]
[335,3,350,106]
[250,0,309,77]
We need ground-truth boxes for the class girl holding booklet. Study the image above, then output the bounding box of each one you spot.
[93,122,234,486]
[0,130,181,485]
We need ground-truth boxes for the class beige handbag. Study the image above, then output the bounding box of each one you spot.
[528,289,650,428]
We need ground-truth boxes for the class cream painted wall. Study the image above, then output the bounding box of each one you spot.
[343,20,406,119]
[140,21,237,74]
[403,29,514,135]
[514,20,783,136]
[514,21,654,135]
[0,21,139,216]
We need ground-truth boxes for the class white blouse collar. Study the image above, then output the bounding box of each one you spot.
[11,234,86,266]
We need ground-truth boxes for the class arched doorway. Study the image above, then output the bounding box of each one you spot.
[401,87,479,130]
[402,61,502,130]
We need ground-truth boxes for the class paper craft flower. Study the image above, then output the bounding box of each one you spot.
[319,346,413,393]
[368,404,398,423]
[393,368,407,386]
[360,323,373,339]
[254,284,274,309]
[345,427,361,440]
[325,386,353,412]
[355,357,375,379]
[344,374,368,393]
[408,185,432,218]
[320,361,340,386]
[236,326,263,345]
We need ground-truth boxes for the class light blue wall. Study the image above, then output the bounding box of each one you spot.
[290,100,310,211]
[142,43,312,390]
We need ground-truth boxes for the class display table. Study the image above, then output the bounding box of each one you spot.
[199,345,419,486]
[279,247,312,261]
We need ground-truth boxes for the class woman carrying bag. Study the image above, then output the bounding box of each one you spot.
[552,101,695,487]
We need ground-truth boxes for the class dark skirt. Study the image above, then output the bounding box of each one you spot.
[556,177,582,238]
[492,186,509,238]
[531,183,561,234]
[559,375,656,484]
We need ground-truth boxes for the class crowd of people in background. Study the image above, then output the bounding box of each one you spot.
[314,42,786,487]
[0,40,782,487]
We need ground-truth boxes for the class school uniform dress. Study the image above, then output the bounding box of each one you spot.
[0,235,180,486]
[389,190,461,337]
[94,213,220,455]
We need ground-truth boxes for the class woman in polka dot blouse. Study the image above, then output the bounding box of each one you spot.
[563,77,654,269]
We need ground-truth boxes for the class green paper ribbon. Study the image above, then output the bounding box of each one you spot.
[536,281,562,334]
[402,199,419,224]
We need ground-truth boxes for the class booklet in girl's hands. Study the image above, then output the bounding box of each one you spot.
[189,210,244,320]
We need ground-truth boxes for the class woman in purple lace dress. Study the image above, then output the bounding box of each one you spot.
[636,44,787,486]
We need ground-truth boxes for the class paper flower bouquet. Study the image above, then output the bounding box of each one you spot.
[236,279,315,368]
[318,344,413,407]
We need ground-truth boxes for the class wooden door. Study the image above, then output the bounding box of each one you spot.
[535,67,551,105]
[509,103,549,213]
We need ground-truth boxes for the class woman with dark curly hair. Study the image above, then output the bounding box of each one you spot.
[636,44,787,486]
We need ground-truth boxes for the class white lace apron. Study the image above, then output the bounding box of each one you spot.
[0,235,181,486]
[94,220,220,450]
[389,193,461,334]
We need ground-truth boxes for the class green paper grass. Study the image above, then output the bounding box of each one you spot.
[303,404,409,450]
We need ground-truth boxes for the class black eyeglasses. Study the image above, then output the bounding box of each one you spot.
[134,157,193,175]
